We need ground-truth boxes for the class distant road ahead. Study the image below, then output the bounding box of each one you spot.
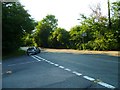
[2,51,119,88]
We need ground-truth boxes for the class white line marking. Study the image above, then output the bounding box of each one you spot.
[0,62,2,64]
[83,76,95,81]
[59,66,64,69]
[72,71,82,76]
[44,60,47,62]
[8,61,39,67]
[42,59,45,61]
[98,82,115,89]
[45,60,48,62]
[46,61,51,63]
[64,68,71,71]
[34,55,46,60]
[31,56,41,61]
[48,61,52,64]
[54,64,59,66]
[49,62,54,65]
[33,55,116,89]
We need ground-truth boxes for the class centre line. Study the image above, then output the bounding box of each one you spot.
[54,64,59,66]
[64,68,71,71]
[83,76,95,81]
[31,56,41,61]
[34,55,116,89]
[59,66,64,69]
[34,55,45,60]
[72,71,82,76]
[98,82,115,89]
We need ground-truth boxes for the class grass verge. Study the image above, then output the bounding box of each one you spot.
[42,48,120,57]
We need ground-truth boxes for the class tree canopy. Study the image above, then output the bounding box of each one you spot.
[48,28,69,48]
[31,1,119,51]
[3,1,119,55]
[33,14,58,47]
[2,2,35,55]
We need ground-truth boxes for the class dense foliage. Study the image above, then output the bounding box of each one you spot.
[33,1,119,50]
[34,15,58,47]
[2,1,119,55]
[48,28,69,48]
[2,2,35,55]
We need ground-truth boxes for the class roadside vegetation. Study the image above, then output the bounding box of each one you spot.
[2,49,26,60]
[2,1,120,57]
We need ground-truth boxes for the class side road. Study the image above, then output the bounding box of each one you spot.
[41,48,120,57]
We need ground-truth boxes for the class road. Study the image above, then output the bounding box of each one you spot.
[2,51,119,89]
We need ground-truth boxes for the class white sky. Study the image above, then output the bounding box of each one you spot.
[19,0,117,30]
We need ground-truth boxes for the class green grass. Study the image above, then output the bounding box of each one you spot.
[2,49,26,60]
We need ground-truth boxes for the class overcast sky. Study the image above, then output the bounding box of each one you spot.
[19,0,117,30]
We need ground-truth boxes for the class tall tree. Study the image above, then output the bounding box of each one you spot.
[34,21,51,47]
[34,14,58,47]
[41,14,58,31]
[108,0,112,28]
[48,28,69,48]
[69,25,81,49]
[111,1,120,50]
[2,2,35,55]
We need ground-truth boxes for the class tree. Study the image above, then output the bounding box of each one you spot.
[69,25,82,49]
[34,22,51,47]
[73,3,118,50]
[48,28,69,48]
[108,0,112,28]
[22,33,36,46]
[34,15,58,47]
[2,2,35,55]
[41,14,58,31]
[111,1,120,50]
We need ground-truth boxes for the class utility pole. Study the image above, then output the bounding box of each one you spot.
[108,0,111,28]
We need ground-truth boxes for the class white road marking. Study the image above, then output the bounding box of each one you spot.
[49,62,54,65]
[46,61,51,63]
[98,81,115,89]
[34,55,46,60]
[48,61,53,64]
[64,68,71,71]
[34,55,116,89]
[54,64,59,66]
[83,76,95,81]
[8,61,39,67]
[0,62,2,64]
[45,60,48,62]
[59,66,64,69]
[72,71,82,76]
[31,56,41,61]
[42,59,45,61]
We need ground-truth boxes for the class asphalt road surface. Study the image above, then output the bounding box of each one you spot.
[2,51,119,89]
